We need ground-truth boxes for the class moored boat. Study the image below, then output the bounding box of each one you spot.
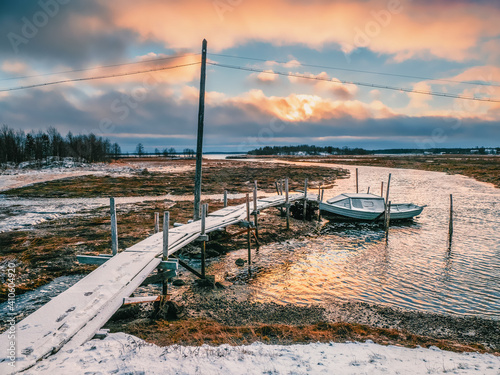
[319,193,424,221]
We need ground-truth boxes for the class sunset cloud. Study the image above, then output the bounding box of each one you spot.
[102,0,500,62]
[0,0,498,151]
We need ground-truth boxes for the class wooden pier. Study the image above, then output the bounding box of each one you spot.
[0,192,311,374]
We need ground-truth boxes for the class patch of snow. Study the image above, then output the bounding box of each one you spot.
[23,333,500,375]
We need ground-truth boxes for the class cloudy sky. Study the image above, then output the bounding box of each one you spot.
[1,0,499,152]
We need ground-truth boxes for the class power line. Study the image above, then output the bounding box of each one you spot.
[0,52,201,82]
[207,62,500,103]
[209,53,500,88]
[0,62,201,92]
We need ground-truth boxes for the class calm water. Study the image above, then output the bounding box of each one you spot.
[210,161,500,319]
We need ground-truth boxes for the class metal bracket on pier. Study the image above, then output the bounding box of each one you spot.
[157,259,179,271]
[195,234,209,242]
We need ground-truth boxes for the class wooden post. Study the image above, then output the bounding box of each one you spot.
[110,197,118,256]
[317,183,322,221]
[193,39,207,221]
[385,201,391,239]
[367,187,370,194]
[279,180,283,195]
[320,189,325,202]
[246,193,251,265]
[448,194,453,244]
[154,212,159,233]
[385,173,392,203]
[163,212,169,259]
[201,203,207,278]
[381,181,384,197]
[285,177,290,230]
[274,181,280,195]
[356,168,359,193]
[253,181,259,244]
[223,190,228,207]
[303,178,308,220]
[162,211,170,295]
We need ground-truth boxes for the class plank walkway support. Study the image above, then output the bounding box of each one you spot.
[253,181,260,245]
[303,178,308,220]
[381,181,384,197]
[385,200,391,239]
[201,203,207,278]
[224,190,228,207]
[285,177,290,230]
[356,168,359,193]
[110,197,118,256]
[385,173,392,203]
[162,211,170,295]
[193,38,208,221]
[1,191,312,375]
[246,193,252,265]
[154,212,160,233]
[448,194,453,245]
[317,183,322,221]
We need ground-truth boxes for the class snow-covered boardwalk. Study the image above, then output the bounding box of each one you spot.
[0,193,306,374]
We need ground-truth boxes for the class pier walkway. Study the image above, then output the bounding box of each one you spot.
[0,192,309,374]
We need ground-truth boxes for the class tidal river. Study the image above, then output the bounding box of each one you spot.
[210,159,500,319]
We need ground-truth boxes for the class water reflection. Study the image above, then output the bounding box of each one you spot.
[211,162,500,319]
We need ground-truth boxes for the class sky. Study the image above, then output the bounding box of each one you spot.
[0,0,499,152]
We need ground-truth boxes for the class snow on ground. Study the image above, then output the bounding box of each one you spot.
[23,333,499,375]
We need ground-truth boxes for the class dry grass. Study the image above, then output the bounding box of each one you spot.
[283,155,500,188]
[4,159,346,198]
[0,199,207,301]
[119,318,494,354]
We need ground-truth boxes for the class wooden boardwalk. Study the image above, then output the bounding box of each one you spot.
[0,192,308,374]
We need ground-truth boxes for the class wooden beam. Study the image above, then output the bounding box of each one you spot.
[246,193,251,265]
[448,194,453,245]
[110,197,118,256]
[171,255,204,279]
[154,212,159,233]
[303,178,308,220]
[193,39,208,221]
[285,177,290,230]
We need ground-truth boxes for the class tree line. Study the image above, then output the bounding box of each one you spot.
[248,144,369,155]
[0,125,121,164]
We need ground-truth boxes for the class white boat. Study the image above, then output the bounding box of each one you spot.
[319,193,424,221]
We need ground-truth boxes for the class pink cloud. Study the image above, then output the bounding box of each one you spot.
[101,0,500,62]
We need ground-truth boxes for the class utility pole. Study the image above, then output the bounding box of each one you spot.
[193,39,207,220]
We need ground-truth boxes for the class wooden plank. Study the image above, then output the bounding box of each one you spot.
[0,192,307,374]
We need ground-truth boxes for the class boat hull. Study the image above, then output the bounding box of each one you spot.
[319,202,383,220]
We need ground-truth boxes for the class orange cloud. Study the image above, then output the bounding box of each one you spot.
[288,71,358,100]
[101,0,500,62]
[221,89,396,122]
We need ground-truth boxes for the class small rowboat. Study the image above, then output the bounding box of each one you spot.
[319,193,424,221]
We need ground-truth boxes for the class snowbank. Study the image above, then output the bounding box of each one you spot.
[23,333,499,374]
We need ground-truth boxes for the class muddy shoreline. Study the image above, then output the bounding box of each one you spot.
[1,158,498,356]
